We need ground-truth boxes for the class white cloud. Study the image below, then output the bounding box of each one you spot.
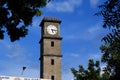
[87,26,100,34]
[6,44,25,58]
[64,34,79,40]
[90,0,99,7]
[46,0,82,12]
[5,44,31,63]
[70,53,80,57]
[0,40,31,63]
[89,53,101,60]
[82,22,103,40]
[62,70,74,80]
[63,22,103,41]
[64,52,80,58]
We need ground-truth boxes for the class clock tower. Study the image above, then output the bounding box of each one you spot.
[40,17,62,80]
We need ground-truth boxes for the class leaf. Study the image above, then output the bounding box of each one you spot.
[36,10,42,16]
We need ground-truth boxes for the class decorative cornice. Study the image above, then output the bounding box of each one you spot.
[40,17,61,27]
[40,54,62,58]
[39,54,62,60]
[43,36,62,39]
[39,36,62,43]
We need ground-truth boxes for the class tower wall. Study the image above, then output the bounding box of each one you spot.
[40,17,62,80]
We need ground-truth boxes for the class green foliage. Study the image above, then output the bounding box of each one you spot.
[96,0,120,80]
[101,72,110,80]
[71,0,120,80]
[100,39,120,80]
[71,59,101,80]
[96,0,120,43]
[96,0,120,29]
[0,0,49,42]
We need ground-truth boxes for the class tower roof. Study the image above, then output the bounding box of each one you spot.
[40,17,61,27]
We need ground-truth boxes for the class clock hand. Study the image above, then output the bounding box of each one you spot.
[51,29,54,33]
[51,29,56,33]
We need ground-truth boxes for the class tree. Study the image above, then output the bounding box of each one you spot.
[100,40,120,80]
[96,0,120,80]
[0,0,50,42]
[71,0,120,79]
[71,59,102,80]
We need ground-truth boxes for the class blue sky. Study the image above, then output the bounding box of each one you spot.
[0,0,108,80]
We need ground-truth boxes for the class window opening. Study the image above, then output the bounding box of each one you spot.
[51,59,54,65]
[51,41,54,47]
[51,75,54,80]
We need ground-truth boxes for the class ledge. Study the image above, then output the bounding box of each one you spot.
[39,54,63,60]
[40,17,61,27]
[39,36,62,43]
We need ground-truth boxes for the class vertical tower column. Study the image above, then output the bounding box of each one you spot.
[40,17,62,80]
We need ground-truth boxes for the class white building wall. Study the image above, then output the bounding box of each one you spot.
[0,76,51,80]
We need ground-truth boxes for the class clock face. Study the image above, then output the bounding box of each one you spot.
[47,25,57,35]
